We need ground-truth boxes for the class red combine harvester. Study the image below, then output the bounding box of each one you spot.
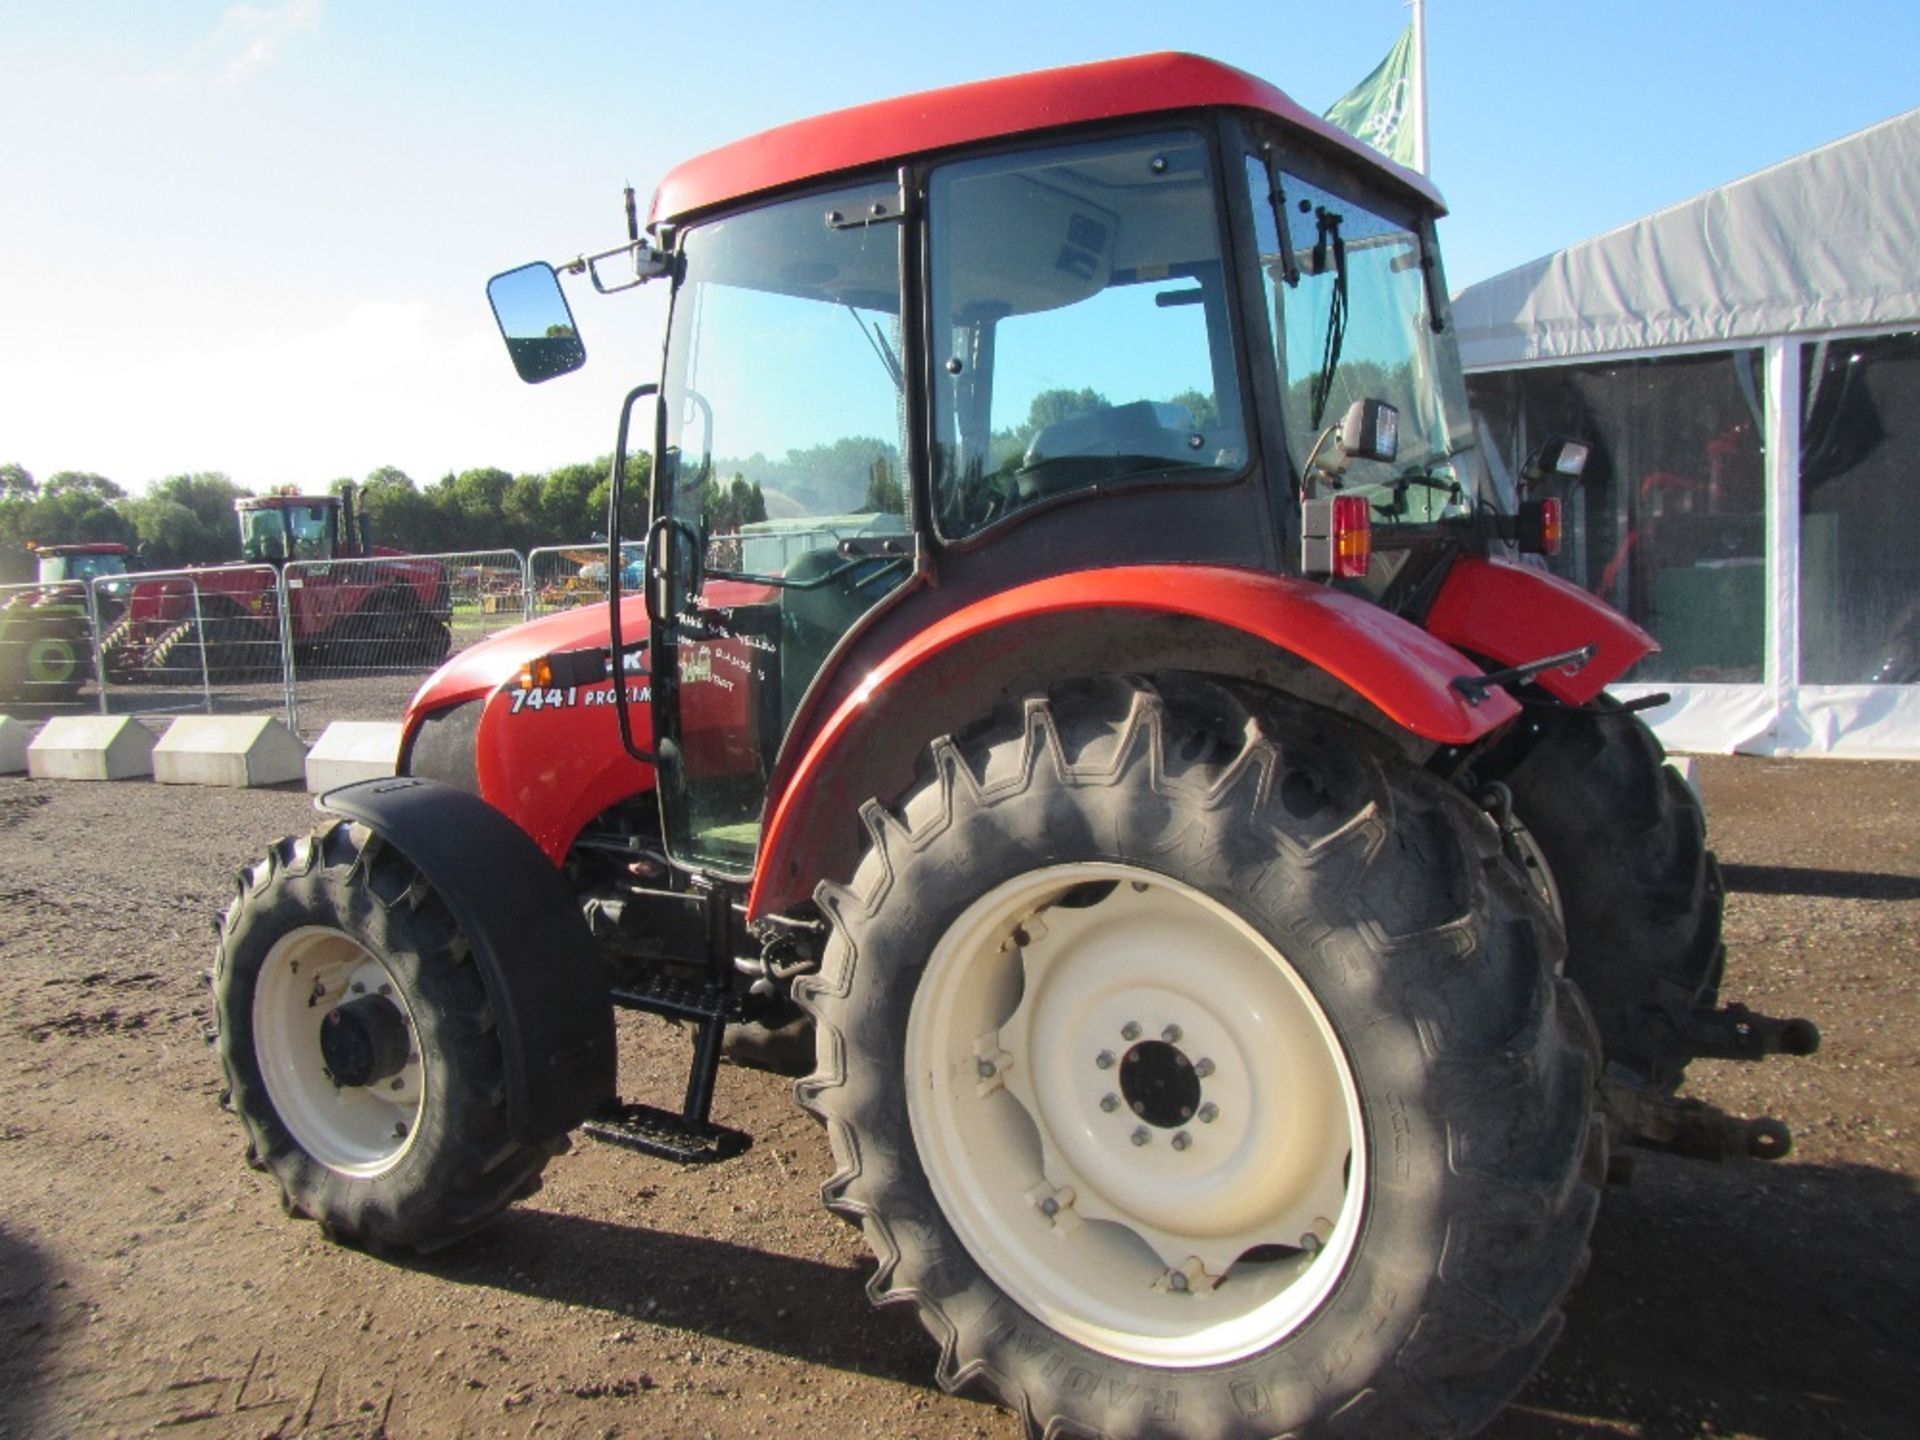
[212,55,1817,1439]
[106,488,449,681]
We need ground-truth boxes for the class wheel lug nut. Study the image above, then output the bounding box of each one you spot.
[1161,1024,1182,1044]
[1121,1021,1142,1041]
[977,1058,997,1079]
[1095,1050,1115,1070]
[1039,1197,1060,1217]
[1194,1057,1215,1079]
[1168,1269,1190,1293]
[1198,1102,1219,1124]
[1100,1093,1120,1113]
[1131,1126,1150,1147]
[1171,1131,1191,1151]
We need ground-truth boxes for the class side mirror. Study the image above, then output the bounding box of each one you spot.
[1338,399,1399,464]
[487,262,587,384]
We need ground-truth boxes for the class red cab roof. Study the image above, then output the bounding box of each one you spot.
[649,51,1445,226]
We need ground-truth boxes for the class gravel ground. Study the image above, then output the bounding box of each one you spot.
[0,755,1914,1439]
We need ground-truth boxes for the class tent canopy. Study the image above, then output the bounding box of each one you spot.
[1453,108,1920,367]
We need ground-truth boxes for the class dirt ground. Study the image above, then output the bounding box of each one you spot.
[0,755,1915,1439]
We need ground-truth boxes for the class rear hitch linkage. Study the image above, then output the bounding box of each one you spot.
[1603,1002,1820,1172]
[1668,1000,1822,1062]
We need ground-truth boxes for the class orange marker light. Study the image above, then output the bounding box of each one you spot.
[1332,494,1372,578]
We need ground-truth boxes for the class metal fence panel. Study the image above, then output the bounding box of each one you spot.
[528,542,641,616]
[0,577,98,715]
[90,565,288,720]
[282,550,528,737]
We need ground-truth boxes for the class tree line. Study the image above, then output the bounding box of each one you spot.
[0,456,650,584]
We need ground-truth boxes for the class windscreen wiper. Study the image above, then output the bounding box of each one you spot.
[1307,206,1347,429]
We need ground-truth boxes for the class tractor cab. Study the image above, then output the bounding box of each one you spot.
[32,542,132,587]
[236,490,371,566]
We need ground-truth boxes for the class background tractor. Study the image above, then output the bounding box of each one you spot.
[106,487,450,682]
[0,541,131,704]
[212,54,1817,1440]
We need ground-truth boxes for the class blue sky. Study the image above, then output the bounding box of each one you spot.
[3,1,1915,493]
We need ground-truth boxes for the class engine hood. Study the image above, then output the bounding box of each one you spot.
[407,597,646,718]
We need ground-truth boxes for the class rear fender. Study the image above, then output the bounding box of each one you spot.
[1424,555,1657,705]
[318,777,616,1141]
[747,564,1519,917]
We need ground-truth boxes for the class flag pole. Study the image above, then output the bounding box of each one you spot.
[1412,0,1429,173]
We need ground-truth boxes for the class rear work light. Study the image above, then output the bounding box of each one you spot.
[1302,494,1373,579]
[1517,498,1563,557]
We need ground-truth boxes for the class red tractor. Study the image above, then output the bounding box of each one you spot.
[212,56,1817,1440]
[106,488,449,681]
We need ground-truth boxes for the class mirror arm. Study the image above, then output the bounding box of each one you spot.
[562,238,672,295]
[609,383,660,765]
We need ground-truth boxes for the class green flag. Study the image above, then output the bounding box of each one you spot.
[1323,24,1417,169]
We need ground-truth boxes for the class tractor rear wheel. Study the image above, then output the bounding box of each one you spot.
[797,677,1600,1440]
[1486,703,1724,1093]
[2,616,89,703]
[213,821,561,1252]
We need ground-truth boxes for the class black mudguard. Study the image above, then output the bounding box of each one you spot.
[318,776,615,1142]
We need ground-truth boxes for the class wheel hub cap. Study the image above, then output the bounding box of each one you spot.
[1118,1040,1201,1128]
[319,994,413,1088]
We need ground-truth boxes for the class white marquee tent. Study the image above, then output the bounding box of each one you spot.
[1454,107,1920,758]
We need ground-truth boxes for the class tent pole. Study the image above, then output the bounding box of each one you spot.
[1412,0,1429,174]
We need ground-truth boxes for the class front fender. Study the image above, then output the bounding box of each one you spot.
[1424,556,1657,705]
[317,777,615,1141]
[748,564,1519,917]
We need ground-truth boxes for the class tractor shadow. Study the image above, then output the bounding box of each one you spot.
[1491,1154,1920,1439]
[416,1208,945,1392]
[0,1224,61,1440]
[410,1154,1920,1435]
[1720,862,1920,901]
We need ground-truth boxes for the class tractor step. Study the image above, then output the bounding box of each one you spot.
[611,972,743,1025]
[583,1101,751,1164]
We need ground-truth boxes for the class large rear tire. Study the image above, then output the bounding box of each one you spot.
[796,677,1601,1440]
[2,616,89,703]
[213,821,562,1252]
[1486,703,1724,1093]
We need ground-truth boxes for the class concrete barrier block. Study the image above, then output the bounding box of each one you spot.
[1670,754,1701,798]
[0,715,31,774]
[153,714,307,788]
[27,715,157,781]
[305,720,404,793]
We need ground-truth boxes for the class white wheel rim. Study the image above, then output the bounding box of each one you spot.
[905,864,1366,1368]
[253,926,425,1177]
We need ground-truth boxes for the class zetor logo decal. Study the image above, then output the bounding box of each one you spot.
[507,683,650,715]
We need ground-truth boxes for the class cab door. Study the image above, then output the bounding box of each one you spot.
[649,177,913,876]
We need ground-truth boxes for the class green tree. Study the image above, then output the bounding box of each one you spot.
[125,473,250,568]
[358,467,440,553]
[864,454,903,514]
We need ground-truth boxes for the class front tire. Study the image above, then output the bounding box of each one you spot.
[1487,704,1724,1093]
[214,821,561,1252]
[797,678,1600,1439]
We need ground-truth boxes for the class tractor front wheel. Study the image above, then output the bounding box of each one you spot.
[798,678,1600,1440]
[213,821,561,1251]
